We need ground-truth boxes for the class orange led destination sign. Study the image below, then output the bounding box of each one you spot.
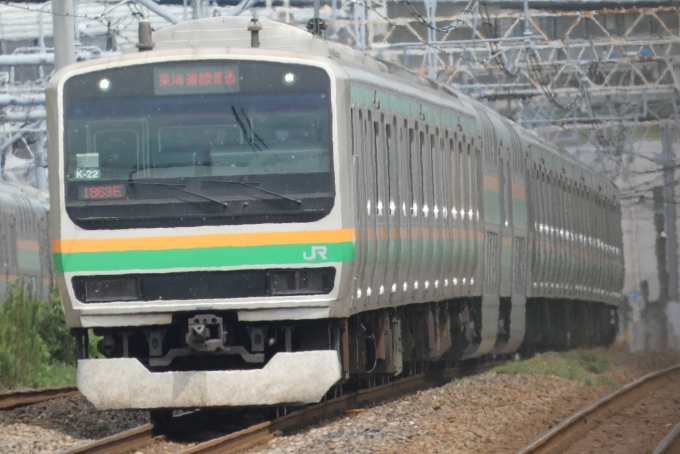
[153,65,240,96]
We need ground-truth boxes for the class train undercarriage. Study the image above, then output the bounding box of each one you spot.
[73,297,617,414]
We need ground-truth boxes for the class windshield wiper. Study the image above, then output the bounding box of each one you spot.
[231,106,267,152]
[130,181,229,210]
[202,179,302,205]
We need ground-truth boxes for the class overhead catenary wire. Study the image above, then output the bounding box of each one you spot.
[396,0,477,33]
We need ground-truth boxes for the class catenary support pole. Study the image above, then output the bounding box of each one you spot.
[654,186,670,348]
[52,0,76,70]
[663,126,678,305]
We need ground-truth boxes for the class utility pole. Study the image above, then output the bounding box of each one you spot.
[53,0,76,70]
[653,186,670,348]
[663,125,678,305]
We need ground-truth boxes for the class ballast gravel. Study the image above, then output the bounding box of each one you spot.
[0,395,148,453]
[245,349,680,454]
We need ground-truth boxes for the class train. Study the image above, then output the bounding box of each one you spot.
[0,183,52,302]
[46,16,623,415]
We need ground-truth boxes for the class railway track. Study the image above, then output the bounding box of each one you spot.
[60,360,502,454]
[653,419,680,454]
[518,363,680,454]
[0,385,80,410]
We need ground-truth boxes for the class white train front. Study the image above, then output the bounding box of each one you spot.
[47,17,623,412]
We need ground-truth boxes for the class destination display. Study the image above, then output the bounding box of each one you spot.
[153,65,240,96]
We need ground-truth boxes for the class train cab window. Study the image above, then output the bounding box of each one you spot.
[62,60,334,229]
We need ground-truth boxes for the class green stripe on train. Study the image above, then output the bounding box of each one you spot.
[53,242,355,273]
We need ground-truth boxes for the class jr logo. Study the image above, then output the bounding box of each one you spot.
[303,246,328,261]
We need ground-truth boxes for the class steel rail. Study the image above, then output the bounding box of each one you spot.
[58,424,155,454]
[0,385,79,410]
[176,361,502,454]
[653,419,680,454]
[58,409,210,454]
[517,363,680,454]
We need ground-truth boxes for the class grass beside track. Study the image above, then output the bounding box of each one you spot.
[0,283,101,391]
[493,349,618,387]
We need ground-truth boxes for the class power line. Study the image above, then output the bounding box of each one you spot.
[396,0,477,33]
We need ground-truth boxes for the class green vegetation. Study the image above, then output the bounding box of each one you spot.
[493,349,618,387]
[0,284,90,390]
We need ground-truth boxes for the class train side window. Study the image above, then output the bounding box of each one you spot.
[411,128,422,217]
[460,141,468,221]
[420,131,428,217]
[544,173,550,229]
[408,128,416,216]
[386,122,395,216]
[399,124,409,218]
[436,134,449,219]
[476,146,483,221]
[449,139,457,218]
[373,120,384,216]
[7,216,17,269]
[499,160,506,227]
[540,171,547,230]
[467,143,475,222]
[431,134,439,218]
[424,133,435,217]
[364,112,373,217]
[353,109,362,157]
[505,155,512,227]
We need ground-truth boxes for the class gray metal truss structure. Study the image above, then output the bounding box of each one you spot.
[328,0,680,178]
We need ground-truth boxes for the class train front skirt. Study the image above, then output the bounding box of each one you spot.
[77,351,342,409]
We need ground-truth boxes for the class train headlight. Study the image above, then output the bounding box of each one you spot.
[282,72,297,86]
[269,269,330,296]
[98,78,111,91]
[80,276,139,303]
